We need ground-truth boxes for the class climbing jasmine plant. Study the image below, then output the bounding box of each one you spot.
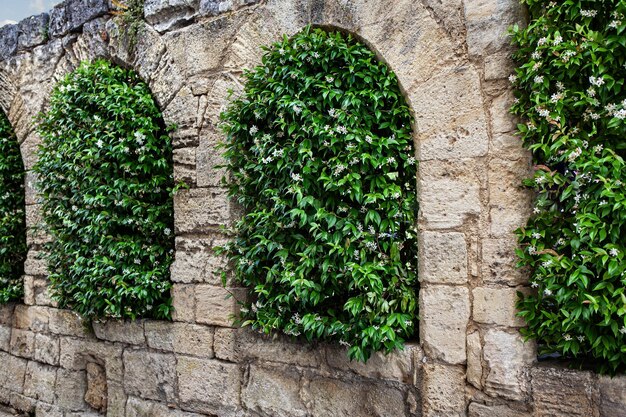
[35,60,175,320]
[0,110,26,304]
[511,0,626,373]
[219,27,418,362]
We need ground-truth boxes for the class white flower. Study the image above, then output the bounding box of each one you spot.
[563,334,572,341]
[508,74,518,83]
[291,172,303,182]
[589,76,605,87]
[278,48,285,55]
[531,51,542,60]
[249,125,259,135]
[328,108,336,117]
[325,75,334,83]
[577,335,585,342]
[594,144,604,154]
[96,139,103,148]
[556,81,565,91]
[543,288,552,296]
[581,9,598,17]
[134,131,146,145]
[134,259,141,265]
[365,135,373,144]
[164,228,171,236]
[535,176,546,184]
[609,20,622,29]
[292,105,302,114]
[553,35,563,45]
[620,326,626,335]
[407,156,416,165]
[311,51,320,59]
[542,260,553,268]
[610,248,619,257]
[533,207,541,214]
[534,75,544,84]
[336,125,348,134]
[537,37,548,46]
[386,156,396,165]
[528,246,537,255]
[532,232,541,239]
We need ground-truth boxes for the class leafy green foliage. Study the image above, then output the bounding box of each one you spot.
[35,60,175,320]
[0,110,26,304]
[511,0,626,373]
[219,27,418,362]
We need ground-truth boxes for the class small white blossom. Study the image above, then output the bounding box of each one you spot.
[553,35,563,45]
[610,248,619,257]
[291,172,303,182]
[528,246,537,255]
[544,288,553,296]
[532,232,541,239]
[589,76,605,87]
[537,37,548,46]
[534,75,545,84]
[620,326,626,335]
[292,105,302,114]
[249,125,259,135]
[533,207,541,214]
[563,334,572,341]
[531,281,539,288]
[577,335,585,342]
[580,9,598,17]
[508,74,517,83]
[325,75,334,83]
[531,51,542,60]
[164,228,171,236]
[96,139,103,148]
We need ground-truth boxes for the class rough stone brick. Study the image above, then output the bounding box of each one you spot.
[92,319,145,345]
[48,309,87,337]
[23,249,47,276]
[85,362,107,413]
[171,284,196,323]
[482,237,527,286]
[174,147,197,186]
[0,352,27,393]
[422,363,466,417]
[468,402,531,417]
[242,365,306,417]
[10,329,35,359]
[144,0,200,32]
[34,333,60,365]
[473,286,526,327]
[174,187,232,233]
[123,350,176,403]
[491,91,518,134]
[17,14,50,50]
[144,321,214,357]
[531,365,599,417]
[196,129,227,187]
[467,331,483,389]
[0,326,10,352]
[59,338,124,383]
[464,0,526,58]
[126,395,205,416]
[13,305,50,332]
[24,361,57,403]
[419,285,470,365]
[195,285,246,327]
[170,235,231,285]
[301,375,407,417]
[48,0,109,38]
[0,24,18,59]
[599,374,626,417]
[419,231,468,285]
[483,329,535,401]
[55,369,88,411]
[214,327,322,368]
[177,356,242,414]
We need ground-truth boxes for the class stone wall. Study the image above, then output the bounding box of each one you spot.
[0,0,624,416]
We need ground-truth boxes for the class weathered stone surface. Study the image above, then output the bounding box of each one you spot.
[467,331,482,389]
[531,365,599,417]
[199,0,262,17]
[59,337,124,382]
[420,285,470,364]
[0,325,10,352]
[144,321,214,356]
[24,361,57,403]
[482,237,527,285]
[483,329,535,401]
[171,284,196,323]
[48,0,109,38]
[177,356,242,414]
[422,363,466,417]
[174,187,232,233]
[468,402,531,417]
[242,365,306,417]
[123,350,177,402]
[473,286,526,327]
[34,333,60,365]
[55,369,88,411]
[48,309,86,337]
[171,236,230,285]
[326,343,421,383]
[92,319,145,345]
[126,395,205,417]
[419,231,468,285]
[174,147,197,185]
[0,352,27,393]
[214,327,322,367]
[85,362,107,413]
[25,204,50,246]
[10,329,35,359]
[17,14,50,50]
[144,0,200,32]
[196,129,228,187]
[598,374,626,417]
[0,24,18,59]
[13,305,50,332]
[464,0,526,58]
[23,249,47,277]
[301,375,407,417]
[195,285,246,327]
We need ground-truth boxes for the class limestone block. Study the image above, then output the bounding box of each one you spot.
[468,402,531,417]
[484,51,516,81]
[24,361,57,403]
[492,133,529,161]
[123,350,177,403]
[23,249,46,277]
[17,14,50,51]
[144,321,214,356]
[6,392,36,414]
[196,129,228,187]
[174,187,232,233]
[0,325,10,352]
[34,333,60,366]
[126,395,205,416]
[301,375,407,417]
[106,381,127,417]
[466,331,483,389]
[177,356,242,414]
[59,337,124,383]
[0,24,18,59]
[174,147,197,186]
[195,285,246,327]
[48,309,87,337]
[26,204,50,246]
[473,286,526,327]
[34,278,56,307]
[55,369,88,411]
[10,329,35,359]
[414,66,489,161]
[482,238,527,286]
[530,365,599,417]
[325,342,421,383]
[419,285,470,364]
[464,0,526,58]
[242,365,306,417]
[419,231,468,285]
[171,235,231,285]
[85,362,107,413]
[483,329,534,401]
[0,304,15,325]
[92,319,145,345]
[13,305,49,332]
[171,284,196,323]
[200,0,262,17]
[48,0,110,38]
[489,202,531,238]
[144,0,200,32]
[0,352,27,393]
[599,374,626,417]
[214,327,322,367]
[421,363,466,417]
[34,403,65,417]
[147,52,185,109]
[489,157,531,209]
[491,92,519,135]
